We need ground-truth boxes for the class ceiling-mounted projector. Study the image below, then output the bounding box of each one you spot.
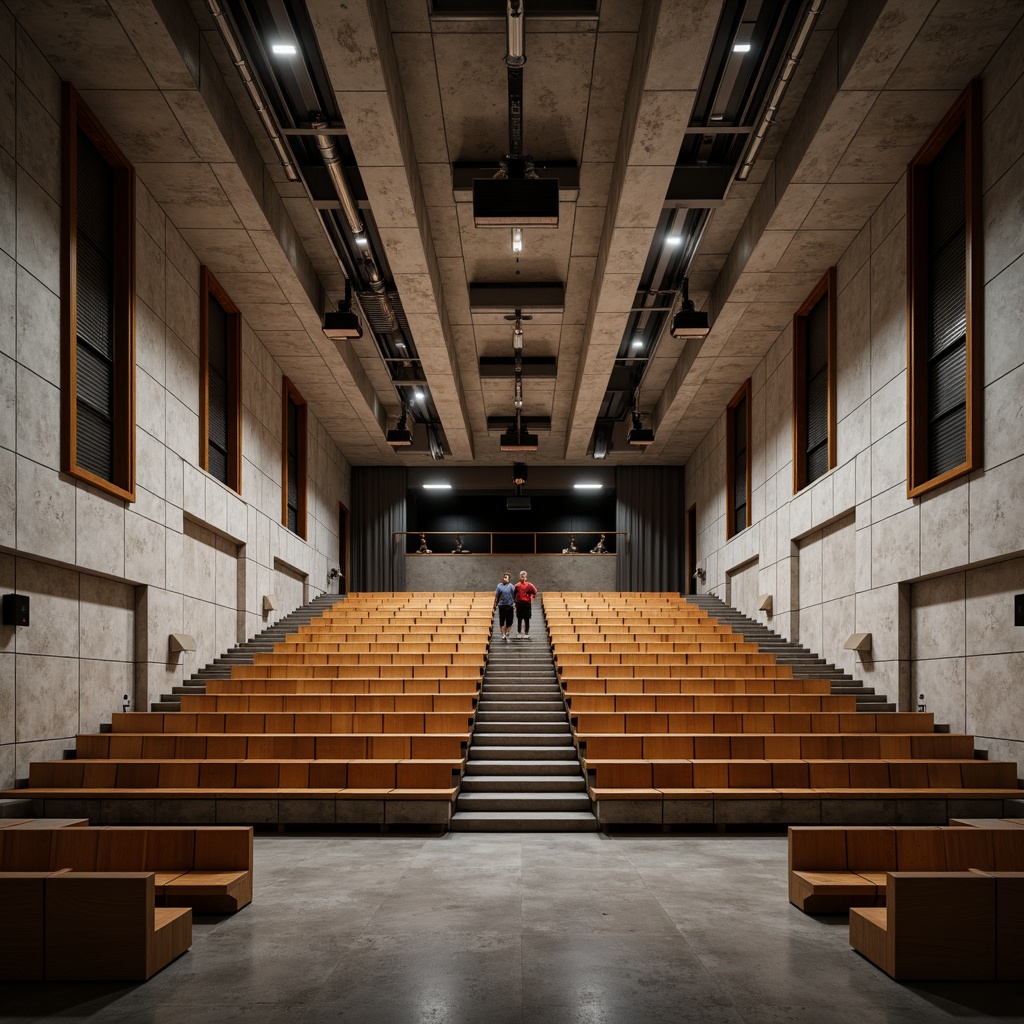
[670,302,710,339]
[499,427,539,452]
[473,178,559,226]
[507,495,531,510]
[322,306,362,341]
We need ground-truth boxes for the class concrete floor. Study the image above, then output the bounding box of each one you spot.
[4,833,1024,1024]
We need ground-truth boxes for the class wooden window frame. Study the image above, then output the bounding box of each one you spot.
[199,266,242,493]
[792,266,837,493]
[907,80,982,499]
[60,83,136,501]
[281,377,308,539]
[725,378,752,540]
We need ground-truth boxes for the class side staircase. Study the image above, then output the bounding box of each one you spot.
[451,598,597,832]
[686,593,895,712]
[151,594,347,711]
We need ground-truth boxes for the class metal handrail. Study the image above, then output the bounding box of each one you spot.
[396,530,627,555]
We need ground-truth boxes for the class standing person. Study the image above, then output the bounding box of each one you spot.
[493,572,516,643]
[514,570,538,639]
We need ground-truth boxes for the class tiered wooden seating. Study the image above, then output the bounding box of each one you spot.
[2,593,493,828]
[788,824,1024,913]
[545,593,1021,829]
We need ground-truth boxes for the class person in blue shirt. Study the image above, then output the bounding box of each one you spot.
[493,572,516,643]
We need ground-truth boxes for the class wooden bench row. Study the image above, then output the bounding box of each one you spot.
[788,824,1024,912]
[572,711,934,735]
[556,653,777,667]
[579,732,976,761]
[0,824,253,913]
[248,652,487,667]
[562,677,831,695]
[275,641,488,654]
[110,711,475,735]
[551,640,761,654]
[587,759,1019,792]
[850,871,1024,980]
[0,872,191,981]
[566,694,855,713]
[29,759,462,791]
[207,676,481,693]
[228,664,484,680]
[75,733,468,760]
[559,664,801,680]
[175,693,478,714]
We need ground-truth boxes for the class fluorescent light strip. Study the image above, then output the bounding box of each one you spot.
[272,43,297,55]
[574,483,602,490]
[422,483,451,490]
[733,43,751,52]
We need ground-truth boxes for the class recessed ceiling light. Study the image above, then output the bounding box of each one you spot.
[631,338,644,349]
[574,482,602,490]
[665,235,682,246]
[710,114,724,122]
[733,43,751,53]
[355,235,369,247]
[272,43,297,55]
[423,483,451,490]
[395,341,407,350]
[413,390,424,401]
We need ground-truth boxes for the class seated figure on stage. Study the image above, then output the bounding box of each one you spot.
[563,535,578,554]
[416,534,432,553]
[452,534,469,553]
[591,534,608,553]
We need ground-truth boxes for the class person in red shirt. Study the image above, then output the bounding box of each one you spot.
[513,570,538,639]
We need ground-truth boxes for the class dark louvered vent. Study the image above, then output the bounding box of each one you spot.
[361,291,410,336]
[207,294,230,484]
[75,128,115,481]
[926,122,967,479]
[804,293,829,483]
[286,394,299,532]
[732,395,747,533]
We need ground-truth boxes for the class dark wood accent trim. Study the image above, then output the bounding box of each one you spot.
[60,82,136,503]
[725,378,752,540]
[282,376,308,540]
[199,266,243,493]
[685,503,697,596]
[907,80,982,499]
[792,266,837,493]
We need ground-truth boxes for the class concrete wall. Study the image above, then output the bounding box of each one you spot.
[0,17,348,788]
[404,555,617,594]
[684,41,1024,773]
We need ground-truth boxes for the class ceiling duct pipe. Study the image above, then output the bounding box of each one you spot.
[311,117,388,296]
[205,0,299,182]
[737,0,823,181]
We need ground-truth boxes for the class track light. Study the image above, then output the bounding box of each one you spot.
[670,278,710,339]
[627,409,655,447]
[386,406,413,447]
[322,280,362,340]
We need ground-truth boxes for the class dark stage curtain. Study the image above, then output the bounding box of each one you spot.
[351,466,407,592]
[615,466,685,593]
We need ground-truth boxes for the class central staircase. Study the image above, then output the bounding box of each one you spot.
[451,598,597,832]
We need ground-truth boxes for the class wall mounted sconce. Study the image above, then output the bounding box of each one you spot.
[756,594,773,615]
[844,632,872,653]
[263,595,278,614]
[168,633,196,654]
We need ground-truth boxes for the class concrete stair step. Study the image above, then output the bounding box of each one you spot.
[449,811,597,833]
[456,792,592,812]
[465,759,582,775]
[468,745,577,761]
[460,776,585,792]
[471,733,572,747]
[474,722,568,734]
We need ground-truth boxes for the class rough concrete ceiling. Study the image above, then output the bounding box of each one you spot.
[11,0,1023,470]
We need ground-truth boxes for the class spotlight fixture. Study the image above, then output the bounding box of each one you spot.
[512,462,527,486]
[386,406,413,447]
[627,409,655,447]
[322,280,362,340]
[670,278,710,339]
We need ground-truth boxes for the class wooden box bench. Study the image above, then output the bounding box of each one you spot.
[0,870,191,981]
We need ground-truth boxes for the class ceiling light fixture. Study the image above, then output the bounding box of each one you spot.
[670,278,711,339]
[413,390,425,401]
[271,43,297,55]
[321,279,362,340]
[665,235,682,246]
[386,406,413,447]
[511,227,523,253]
[733,42,751,53]
[574,482,602,490]
[631,338,644,349]
[423,482,451,490]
